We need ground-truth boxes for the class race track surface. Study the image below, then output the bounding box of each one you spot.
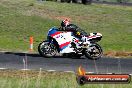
[0,52,132,74]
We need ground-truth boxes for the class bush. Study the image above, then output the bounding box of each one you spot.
[117,0,129,3]
[46,0,57,1]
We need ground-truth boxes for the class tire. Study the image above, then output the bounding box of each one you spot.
[61,0,66,2]
[82,0,92,5]
[38,41,57,58]
[72,0,78,3]
[66,0,71,3]
[84,43,103,60]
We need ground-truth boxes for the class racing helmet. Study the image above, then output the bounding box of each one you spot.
[61,19,70,27]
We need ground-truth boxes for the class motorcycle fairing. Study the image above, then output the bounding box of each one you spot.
[48,27,78,53]
[88,33,102,40]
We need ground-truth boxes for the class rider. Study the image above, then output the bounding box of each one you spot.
[59,19,90,46]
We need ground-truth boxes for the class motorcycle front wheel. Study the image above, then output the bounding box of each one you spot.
[84,43,103,60]
[38,41,57,58]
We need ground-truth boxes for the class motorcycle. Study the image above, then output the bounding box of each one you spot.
[38,27,103,60]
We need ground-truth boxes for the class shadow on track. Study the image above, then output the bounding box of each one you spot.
[4,52,85,59]
[4,52,41,57]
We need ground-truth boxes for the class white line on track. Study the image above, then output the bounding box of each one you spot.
[47,70,56,72]
[0,68,7,70]
[0,68,131,76]
[64,71,75,73]
[21,69,31,71]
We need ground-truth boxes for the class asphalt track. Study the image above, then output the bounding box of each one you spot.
[0,52,132,74]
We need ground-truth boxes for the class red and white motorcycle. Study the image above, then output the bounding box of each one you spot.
[38,27,103,60]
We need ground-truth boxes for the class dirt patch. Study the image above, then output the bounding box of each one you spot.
[0,70,72,78]
[104,51,132,58]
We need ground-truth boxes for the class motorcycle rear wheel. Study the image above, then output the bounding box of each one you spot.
[38,41,57,58]
[84,43,103,60]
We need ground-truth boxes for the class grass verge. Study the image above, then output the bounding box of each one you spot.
[0,0,132,56]
[0,70,131,88]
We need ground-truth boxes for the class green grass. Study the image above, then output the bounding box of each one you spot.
[0,70,131,88]
[0,0,132,52]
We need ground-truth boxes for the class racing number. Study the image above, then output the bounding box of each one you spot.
[61,35,63,38]
[61,34,66,40]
